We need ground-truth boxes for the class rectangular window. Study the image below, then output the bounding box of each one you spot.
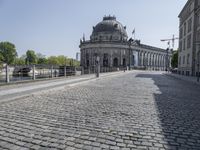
[180,28,183,39]
[198,15,200,26]
[197,30,200,41]
[179,56,181,65]
[188,18,192,33]
[183,38,186,50]
[187,34,191,48]
[184,23,186,36]
[187,54,190,64]
[183,55,185,64]
[179,41,182,52]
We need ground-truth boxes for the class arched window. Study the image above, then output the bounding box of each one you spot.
[113,58,118,67]
[103,53,108,67]
[132,55,135,66]
[123,58,126,67]
[86,53,89,67]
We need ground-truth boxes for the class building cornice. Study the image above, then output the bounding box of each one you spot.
[178,0,192,18]
[80,40,167,54]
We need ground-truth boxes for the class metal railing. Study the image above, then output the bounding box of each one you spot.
[0,64,78,84]
[0,64,147,84]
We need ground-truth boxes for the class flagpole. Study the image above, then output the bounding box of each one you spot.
[134,28,136,40]
[132,28,135,40]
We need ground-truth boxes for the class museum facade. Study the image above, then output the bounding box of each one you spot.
[80,16,171,72]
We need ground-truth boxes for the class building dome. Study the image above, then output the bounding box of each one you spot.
[90,16,128,42]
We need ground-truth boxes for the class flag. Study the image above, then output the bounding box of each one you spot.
[83,33,85,41]
[132,28,135,35]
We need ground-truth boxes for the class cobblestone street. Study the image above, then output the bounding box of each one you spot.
[0,71,200,150]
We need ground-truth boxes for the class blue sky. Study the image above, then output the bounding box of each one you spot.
[0,0,187,58]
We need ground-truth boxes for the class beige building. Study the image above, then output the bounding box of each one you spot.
[80,16,171,73]
[178,0,200,76]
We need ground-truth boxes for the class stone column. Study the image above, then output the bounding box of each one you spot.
[138,51,140,66]
[149,53,152,69]
[140,51,142,66]
[143,52,146,67]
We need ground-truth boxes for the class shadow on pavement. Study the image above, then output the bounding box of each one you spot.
[135,73,200,149]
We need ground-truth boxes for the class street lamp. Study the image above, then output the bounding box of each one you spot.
[165,48,169,72]
[197,51,200,82]
[128,38,134,70]
[165,48,172,72]
[96,56,100,78]
[195,41,200,82]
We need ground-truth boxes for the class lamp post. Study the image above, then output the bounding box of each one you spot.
[96,56,100,78]
[197,51,200,82]
[165,48,171,72]
[128,38,133,70]
[195,41,200,82]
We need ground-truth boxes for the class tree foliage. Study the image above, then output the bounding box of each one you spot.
[47,56,59,65]
[37,53,47,64]
[0,42,80,67]
[0,41,17,64]
[26,50,37,64]
[14,57,26,65]
[171,50,178,68]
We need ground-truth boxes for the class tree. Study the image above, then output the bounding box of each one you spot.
[73,60,80,67]
[171,50,178,68]
[14,57,26,65]
[57,55,68,65]
[47,56,59,65]
[37,53,47,64]
[0,53,3,66]
[26,50,37,64]
[0,41,17,64]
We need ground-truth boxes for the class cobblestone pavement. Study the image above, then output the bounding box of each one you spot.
[0,71,200,150]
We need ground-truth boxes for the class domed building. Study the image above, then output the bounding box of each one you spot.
[80,16,172,73]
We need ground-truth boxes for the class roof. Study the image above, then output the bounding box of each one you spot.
[92,16,128,37]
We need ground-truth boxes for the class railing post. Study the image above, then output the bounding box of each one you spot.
[51,65,53,78]
[64,65,66,77]
[6,64,10,83]
[88,66,90,74]
[74,67,77,75]
[81,66,84,75]
[33,65,36,80]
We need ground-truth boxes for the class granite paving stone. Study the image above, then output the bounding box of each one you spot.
[0,71,199,149]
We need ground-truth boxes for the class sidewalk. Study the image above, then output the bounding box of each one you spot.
[164,72,200,85]
[0,71,129,103]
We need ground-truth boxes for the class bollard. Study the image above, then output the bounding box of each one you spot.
[33,65,36,80]
[6,64,10,83]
